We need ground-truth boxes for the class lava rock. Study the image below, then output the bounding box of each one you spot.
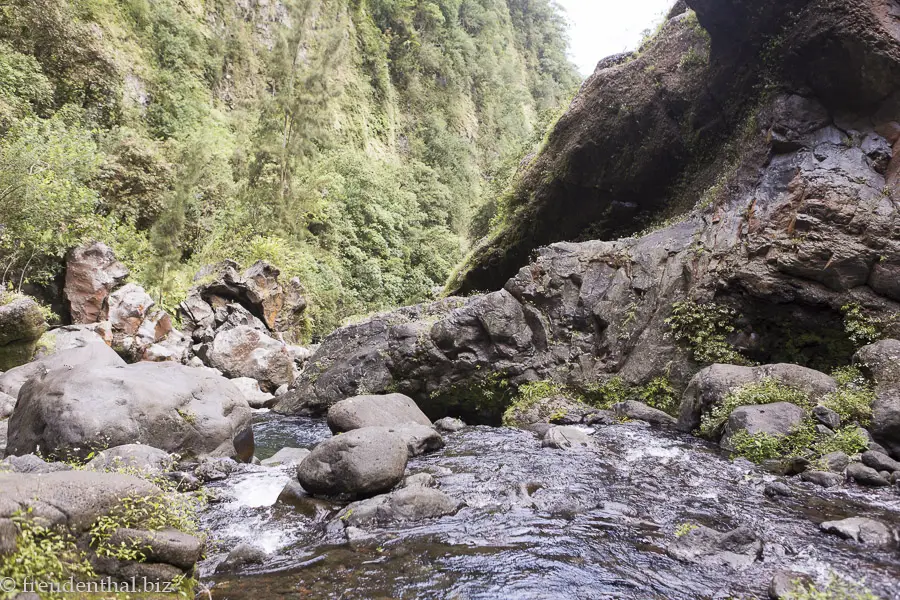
[821,451,850,473]
[800,471,843,488]
[327,393,431,433]
[204,325,295,392]
[769,570,814,599]
[296,427,408,497]
[720,402,808,449]
[336,486,463,528]
[378,424,444,457]
[861,450,900,473]
[85,444,175,474]
[107,528,204,570]
[214,543,268,573]
[764,482,793,497]
[401,473,436,488]
[612,400,677,426]
[820,517,895,546]
[666,525,762,569]
[194,457,239,482]
[812,405,841,430]
[0,454,72,474]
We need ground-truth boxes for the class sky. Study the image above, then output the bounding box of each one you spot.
[555,0,677,76]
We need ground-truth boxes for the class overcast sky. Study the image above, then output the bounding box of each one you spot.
[555,0,676,76]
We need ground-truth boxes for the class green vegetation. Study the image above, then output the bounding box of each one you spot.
[785,577,881,600]
[502,380,568,425]
[0,0,577,340]
[674,522,700,538]
[428,370,516,424]
[0,510,95,600]
[822,367,875,426]
[638,375,680,415]
[700,378,810,437]
[666,300,748,365]
[841,303,884,348]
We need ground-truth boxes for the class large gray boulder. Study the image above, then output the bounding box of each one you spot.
[64,241,129,324]
[378,424,444,457]
[855,340,900,458]
[296,427,408,496]
[336,486,462,528]
[720,402,808,449]
[7,362,254,462]
[85,444,176,474]
[326,393,431,433]
[678,364,835,433]
[0,338,125,400]
[542,426,594,450]
[0,296,48,371]
[204,325,295,392]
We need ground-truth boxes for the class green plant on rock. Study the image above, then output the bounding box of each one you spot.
[822,367,875,426]
[811,426,869,458]
[666,300,747,365]
[639,376,680,416]
[841,303,882,347]
[502,380,568,426]
[674,522,699,538]
[0,510,96,600]
[700,378,810,438]
[583,377,631,410]
[728,422,815,464]
[784,576,881,600]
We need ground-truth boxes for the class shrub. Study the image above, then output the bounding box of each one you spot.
[841,303,882,347]
[728,422,815,464]
[812,426,869,457]
[583,377,631,409]
[822,367,875,426]
[700,378,810,438]
[639,376,680,415]
[666,300,747,365]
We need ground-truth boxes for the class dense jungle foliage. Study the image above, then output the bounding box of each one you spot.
[0,0,578,339]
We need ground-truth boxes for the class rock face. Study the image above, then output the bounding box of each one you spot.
[296,427,408,497]
[7,361,254,462]
[856,340,900,458]
[326,393,432,433]
[0,296,48,370]
[720,403,808,449]
[64,242,129,324]
[204,325,295,392]
[107,283,185,362]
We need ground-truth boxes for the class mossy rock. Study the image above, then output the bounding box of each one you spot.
[503,394,589,429]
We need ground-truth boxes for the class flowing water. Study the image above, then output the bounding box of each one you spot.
[200,412,900,599]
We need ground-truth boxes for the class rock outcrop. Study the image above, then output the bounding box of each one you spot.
[64,242,129,324]
[856,340,900,457]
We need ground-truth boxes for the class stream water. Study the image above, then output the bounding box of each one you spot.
[199,412,900,599]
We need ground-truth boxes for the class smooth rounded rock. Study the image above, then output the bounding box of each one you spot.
[327,393,431,434]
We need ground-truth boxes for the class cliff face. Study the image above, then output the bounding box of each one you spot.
[277,0,900,422]
[449,0,900,295]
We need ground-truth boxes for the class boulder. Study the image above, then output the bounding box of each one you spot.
[106,527,203,570]
[107,283,180,361]
[64,242,129,324]
[296,427,408,497]
[0,340,126,399]
[0,391,14,420]
[666,525,762,569]
[326,393,431,433]
[720,403,808,449]
[85,444,175,474]
[401,473,436,488]
[812,405,841,430]
[541,426,594,450]
[275,480,336,518]
[819,517,895,546]
[434,417,466,432]
[378,424,444,457]
[0,296,48,371]
[855,341,900,459]
[763,482,792,497]
[214,543,268,573]
[861,450,900,473]
[34,323,113,358]
[108,283,156,336]
[679,365,835,433]
[503,395,591,428]
[821,451,850,473]
[769,571,814,600]
[335,486,462,528]
[800,471,843,488]
[260,447,310,468]
[846,462,890,487]
[7,362,254,462]
[612,400,677,426]
[856,339,900,384]
[204,325,294,392]
[0,454,73,474]
[230,377,276,409]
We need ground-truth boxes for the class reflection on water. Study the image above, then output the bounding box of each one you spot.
[201,414,900,599]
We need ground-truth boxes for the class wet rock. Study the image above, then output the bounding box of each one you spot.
[194,457,239,482]
[504,395,591,428]
[666,525,762,569]
[0,454,72,474]
[8,362,254,462]
[401,473,436,488]
[761,457,810,477]
[720,403,807,449]
[541,426,594,450]
[763,482,792,497]
[861,450,900,473]
[336,487,462,528]
[846,462,890,487]
[769,570,813,599]
[0,339,125,400]
[378,424,444,457]
[821,451,850,473]
[0,295,48,371]
[205,325,295,392]
[214,543,268,573]
[585,410,617,426]
[433,417,466,432]
[612,400,677,426]
[230,377,276,409]
[276,480,336,518]
[812,405,841,430]
[64,242,129,324]
[261,447,310,468]
[327,393,431,433]
[85,444,175,474]
[297,427,408,497]
[800,471,842,488]
[678,365,836,433]
[819,517,895,546]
